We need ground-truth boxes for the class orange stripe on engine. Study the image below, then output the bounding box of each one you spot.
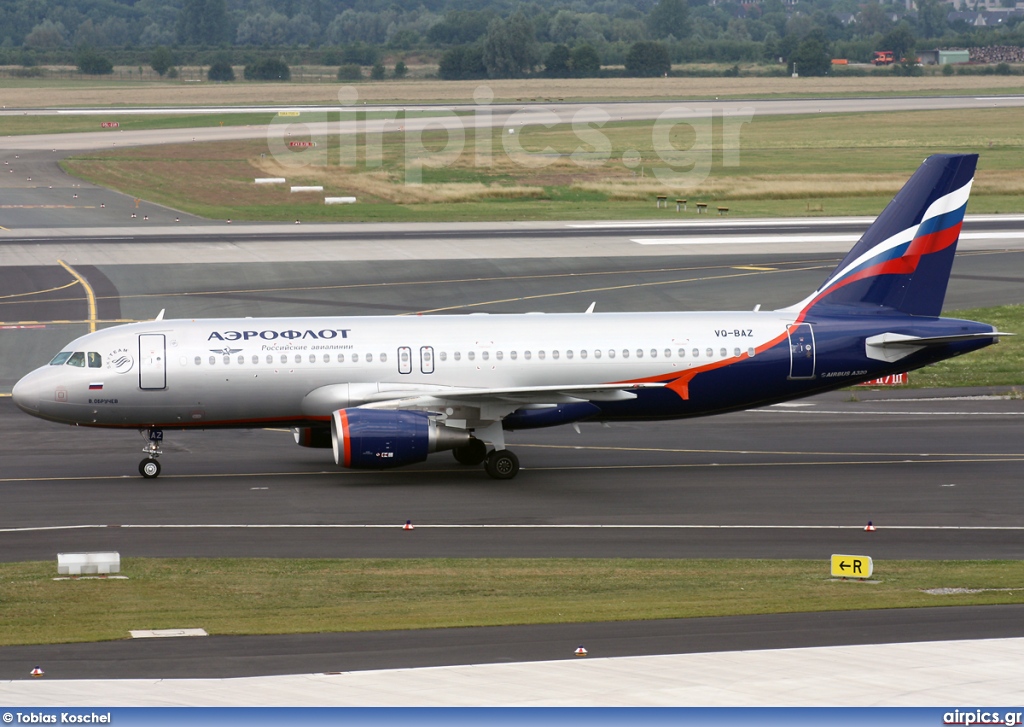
[338,409,351,468]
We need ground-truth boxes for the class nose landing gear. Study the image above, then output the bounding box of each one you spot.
[139,428,163,479]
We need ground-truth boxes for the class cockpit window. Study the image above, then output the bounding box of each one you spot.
[49,352,72,366]
[66,352,86,367]
[87,352,102,368]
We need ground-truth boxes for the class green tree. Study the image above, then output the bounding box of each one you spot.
[150,46,173,77]
[438,45,486,80]
[881,23,915,63]
[370,62,386,80]
[244,58,290,81]
[791,31,831,76]
[647,0,690,40]
[625,41,670,77]
[482,11,539,78]
[76,48,113,75]
[570,44,601,77]
[337,63,362,80]
[916,0,948,40]
[207,59,234,81]
[545,44,571,77]
[177,0,231,46]
[393,60,408,78]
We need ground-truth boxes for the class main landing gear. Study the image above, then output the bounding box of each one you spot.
[138,428,163,479]
[451,428,521,480]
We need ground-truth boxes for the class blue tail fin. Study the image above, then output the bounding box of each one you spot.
[793,153,977,317]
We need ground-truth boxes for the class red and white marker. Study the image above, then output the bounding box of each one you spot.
[31,666,44,677]
[864,521,876,532]
[403,520,414,531]
[575,646,588,657]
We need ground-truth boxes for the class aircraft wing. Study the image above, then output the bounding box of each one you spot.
[359,382,665,410]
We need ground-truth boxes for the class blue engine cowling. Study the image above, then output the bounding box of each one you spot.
[331,408,471,469]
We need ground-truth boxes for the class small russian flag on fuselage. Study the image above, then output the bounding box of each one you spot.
[89,383,103,390]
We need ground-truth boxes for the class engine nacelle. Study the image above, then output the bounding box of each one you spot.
[331,408,471,470]
[293,427,333,449]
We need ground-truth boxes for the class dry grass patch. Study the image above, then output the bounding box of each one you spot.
[4,75,1024,108]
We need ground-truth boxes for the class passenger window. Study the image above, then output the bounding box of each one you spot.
[538,351,546,360]
[678,348,685,358]
[309,354,316,363]
[324,353,331,363]
[524,351,531,360]
[252,355,259,364]
[693,348,699,358]
[87,352,102,368]
[566,350,573,359]
[622,350,629,359]
[338,354,345,362]
[454,352,461,361]
[748,347,756,357]
[280,355,287,364]
[440,352,447,361]
[734,347,741,357]
[223,356,230,365]
[580,350,587,359]
[66,352,86,367]
[49,352,72,366]
[195,356,201,366]
[238,355,245,365]
[496,351,503,360]
[352,353,359,363]
[292,354,299,364]
[267,355,273,364]
[380,353,387,363]
[636,349,643,358]
[707,348,714,357]
[481,351,489,361]
[510,351,518,360]
[366,353,373,363]
[608,350,615,359]
[468,351,476,361]
[552,350,559,360]
[594,349,601,359]
[720,348,727,357]
[210,356,216,365]
[653,349,659,358]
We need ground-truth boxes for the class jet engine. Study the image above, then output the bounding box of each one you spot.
[331,408,471,469]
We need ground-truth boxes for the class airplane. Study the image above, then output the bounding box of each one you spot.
[12,153,1008,480]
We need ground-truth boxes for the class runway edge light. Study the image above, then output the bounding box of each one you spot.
[31,666,44,677]
[403,520,414,531]
[575,646,588,657]
[865,521,876,532]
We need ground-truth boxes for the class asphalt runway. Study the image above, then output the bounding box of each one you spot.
[3,606,1023,681]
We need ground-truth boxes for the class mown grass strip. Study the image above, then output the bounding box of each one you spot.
[1,558,1022,646]
[61,107,1024,222]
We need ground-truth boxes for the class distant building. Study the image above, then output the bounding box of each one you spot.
[918,49,971,64]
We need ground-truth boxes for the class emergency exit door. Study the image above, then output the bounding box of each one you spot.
[786,323,816,379]
[139,334,166,390]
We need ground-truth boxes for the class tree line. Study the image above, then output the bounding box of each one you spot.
[5,0,1024,79]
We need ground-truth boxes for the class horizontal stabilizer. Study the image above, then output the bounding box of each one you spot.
[865,330,1009,363]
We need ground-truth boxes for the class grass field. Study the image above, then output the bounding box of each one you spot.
[3,75,1024,108]
[1,558,1022,646]
[62,107,1024,222]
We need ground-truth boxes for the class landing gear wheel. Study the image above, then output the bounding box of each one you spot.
[484,449,519,480]
[453,438,488,466]
[139,458,161,479]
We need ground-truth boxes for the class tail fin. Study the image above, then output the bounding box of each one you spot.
[792,153,977,317]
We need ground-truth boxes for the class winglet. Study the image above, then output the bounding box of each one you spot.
[585,302,596,314]
[155,309,165,321]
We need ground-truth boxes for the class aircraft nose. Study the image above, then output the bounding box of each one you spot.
[12,371,40,414]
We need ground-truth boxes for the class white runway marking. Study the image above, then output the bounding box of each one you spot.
[632,231,1024,245]
[4,523,1024,533]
